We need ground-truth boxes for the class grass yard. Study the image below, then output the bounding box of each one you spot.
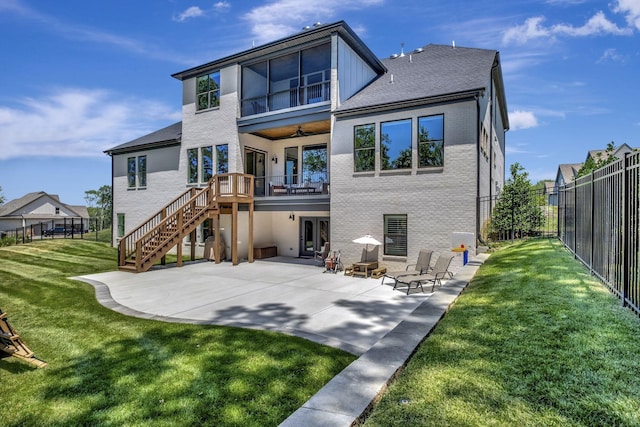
[365,239,640,426]
[0,240,355,426]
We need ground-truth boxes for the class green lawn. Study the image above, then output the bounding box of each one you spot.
[365,239,640,426]
[0,240,355,427]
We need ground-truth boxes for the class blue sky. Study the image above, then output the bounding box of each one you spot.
[0,0,638,206]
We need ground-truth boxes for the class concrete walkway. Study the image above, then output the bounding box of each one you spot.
[75,253,488,426]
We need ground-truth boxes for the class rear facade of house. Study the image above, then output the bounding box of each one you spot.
[106,21,508,270]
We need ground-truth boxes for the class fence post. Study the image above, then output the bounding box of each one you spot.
[590,171,594,274]
[623,153,630,308]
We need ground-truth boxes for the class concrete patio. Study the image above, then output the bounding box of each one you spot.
[75,253,487,426]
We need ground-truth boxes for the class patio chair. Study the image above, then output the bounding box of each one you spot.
[314,242,330,265]
[382,249,433,284]
[393,254,455,295]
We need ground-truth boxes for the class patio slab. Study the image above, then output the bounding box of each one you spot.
[74,253,488,426]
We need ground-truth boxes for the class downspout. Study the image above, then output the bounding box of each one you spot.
[110,154,114,247]
[490,61,497,201]
[476,94,481,245]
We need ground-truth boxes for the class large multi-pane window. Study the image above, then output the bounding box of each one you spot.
[187,146,215,184]
[127,155,146,188]
[216,144,228,174]
[381,119,412,170]
[418,115,444,167]
[196,71,220,111]
[384,214,407,256]
[354,124,375,172]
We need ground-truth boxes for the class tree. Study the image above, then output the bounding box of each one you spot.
[576,141,616,178]
[85,185,112,231]
[0,185,4,205]
[490,163,544,239]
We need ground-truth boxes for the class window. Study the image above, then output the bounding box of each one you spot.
[187,148,198,184]
[55,207,60,215]
[381,119,412,170]
[138,156,147,186]
[216,144,228,174]
[384,214,407,256]
[127,157,136,188]
[201,146,212,182]
[117,213,125,238]
[418,115,444,167]
[354,124,375,172]
[302,144,327,183]
[188,146,213,184]
[127,156,146,188]
[196,71,220,111]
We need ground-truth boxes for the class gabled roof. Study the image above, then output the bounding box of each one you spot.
[335,44,508,128]
[105,121,182,155]
[586,143,634,162]
[171,21,385,81]
[556,163,583,185]
[0,192,48,217]
[0,191,86,218]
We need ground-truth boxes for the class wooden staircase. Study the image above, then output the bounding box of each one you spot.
[118,173,254,273]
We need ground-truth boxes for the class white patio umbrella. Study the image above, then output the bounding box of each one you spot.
[352,234,382,252]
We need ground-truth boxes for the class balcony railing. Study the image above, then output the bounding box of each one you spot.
[241,81,330,117]
[253,173,329,197]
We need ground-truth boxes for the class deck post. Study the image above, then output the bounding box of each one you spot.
[232,202,238,265]
[248,201,254,263]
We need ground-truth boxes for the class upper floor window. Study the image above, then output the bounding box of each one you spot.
[354,124,375,172]
[381,119,412,170]
[302,144,327,183]
[418,115,444,167]
[127,155,147,188]
[196,71,220,111]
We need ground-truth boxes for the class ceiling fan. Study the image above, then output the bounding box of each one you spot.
[290,125,311,138]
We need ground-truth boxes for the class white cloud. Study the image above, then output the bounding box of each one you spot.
[552,11,631,36]
[214,1,231,12]
[174,6,205,22]
[614,0,640,30]
[598,48,625,63]
[509,110,539,130]
[243,0,384,45]
[0,88,180,160]
[503,8,633,45]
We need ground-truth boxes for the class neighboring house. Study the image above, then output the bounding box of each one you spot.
[554,163,582,195]
[586,143,634,166]
[106,20,508,272]
[0,191,90,234]
[543,181,557,206]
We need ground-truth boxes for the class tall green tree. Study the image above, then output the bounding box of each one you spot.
[490,163,544,239]
[0,185,5,205]
[85,185,112,231]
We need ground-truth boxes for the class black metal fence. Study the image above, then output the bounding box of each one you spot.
[478,188,559,244]
[558,152,640,316]
[0,218,104,246]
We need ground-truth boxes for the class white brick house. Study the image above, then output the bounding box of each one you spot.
[106,21,508,270]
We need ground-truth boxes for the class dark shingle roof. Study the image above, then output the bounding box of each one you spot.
[336,44,499,113]
[105,122,182,155]
[0,191,86,218]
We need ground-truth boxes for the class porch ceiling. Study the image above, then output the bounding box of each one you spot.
[250,120,330,140]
